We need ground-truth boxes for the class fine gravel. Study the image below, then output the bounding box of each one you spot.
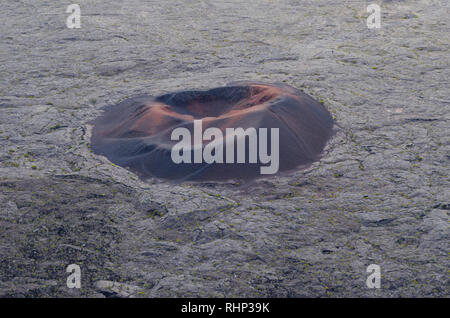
[0,0,448,297]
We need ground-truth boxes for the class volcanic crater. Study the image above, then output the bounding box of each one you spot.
[91,81,335,181]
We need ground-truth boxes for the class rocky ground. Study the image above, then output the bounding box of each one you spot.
[0,0,448,297]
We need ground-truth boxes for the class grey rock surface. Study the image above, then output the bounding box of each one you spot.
[0,0,448,297]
